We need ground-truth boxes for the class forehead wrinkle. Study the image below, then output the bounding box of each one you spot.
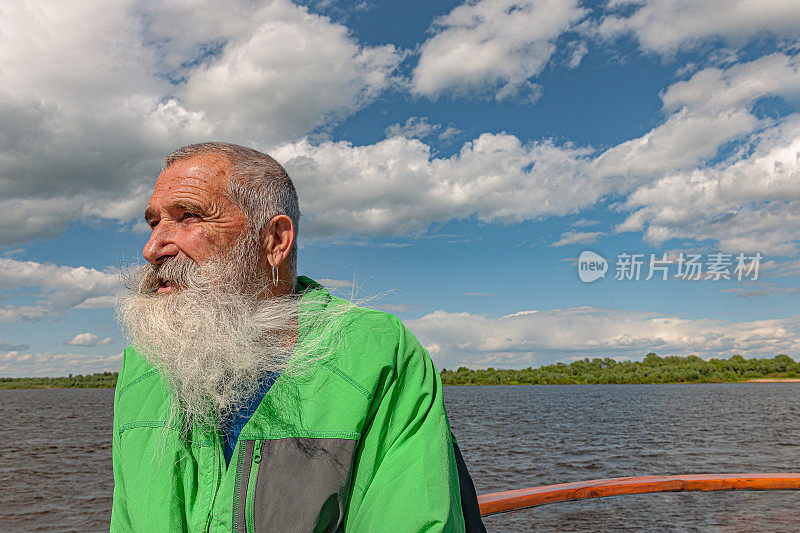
[172,153,230,186]
[150,177,224,210]
[188,152,235,197]
[146,154,245,226]
[171,200,211,215]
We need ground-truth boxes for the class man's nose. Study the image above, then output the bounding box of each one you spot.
[142,223,179,264]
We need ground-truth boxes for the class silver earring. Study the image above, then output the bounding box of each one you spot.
[272,265,279,287]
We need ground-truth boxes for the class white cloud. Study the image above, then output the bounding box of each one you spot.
[0,191,152,246]
[585,54,800,255]
[565,40,588,69]
[376,304,418,314]
[438,126,462,143]
[316,278,354,289]
[277,52,799,254]
[598,0,800,55]
[0,0,402,246]
[2,0,798,267]
[382,119,462,144]
[273,133,598,238]
[0,258,119,322]
[660,53,800,113]
[275,52,800,255]
[593,54,800,184]
[617,117,800,255]
[721,285,800,299]
[759,259,800,279]
[0,351,123,377]
[0,3,206,221]
[571,218,599,227]
[176,1,402,142]
[64,333,113,347]
[407,306,800,369]
[411,0,586,99]
[550,231,604,247]
[592,107,758,182]
[385,117,441,139]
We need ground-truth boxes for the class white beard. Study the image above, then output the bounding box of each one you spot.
[116,232,302,437]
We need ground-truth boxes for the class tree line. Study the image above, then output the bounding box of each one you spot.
[0,372,118,389]
[439,354,800,385]
[2,354,799,388]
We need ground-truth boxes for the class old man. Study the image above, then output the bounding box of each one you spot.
[111,142,483,531]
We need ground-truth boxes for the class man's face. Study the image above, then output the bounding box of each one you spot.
[143,154,248,293]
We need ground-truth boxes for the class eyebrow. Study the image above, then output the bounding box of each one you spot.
[144,206,157,224]
[144,201,211,224]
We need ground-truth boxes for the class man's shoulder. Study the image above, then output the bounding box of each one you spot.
[316,295,410,356]
[118,347,159,384]
[339,300,406,341]
[299,276,409,350]
[114,346,166,413]
[301,278,428,393]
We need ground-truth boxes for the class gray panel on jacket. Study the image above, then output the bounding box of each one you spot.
[252,438,356,533]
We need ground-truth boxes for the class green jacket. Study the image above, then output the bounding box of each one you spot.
[111,277,465,532]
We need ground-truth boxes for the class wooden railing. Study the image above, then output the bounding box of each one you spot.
[478,473,800,517]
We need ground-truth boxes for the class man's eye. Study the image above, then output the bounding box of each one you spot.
[182,213,201,221]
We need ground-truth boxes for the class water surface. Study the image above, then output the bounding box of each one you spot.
[2,383,799,531]
[445,384,800,531]
[1,389,114,532]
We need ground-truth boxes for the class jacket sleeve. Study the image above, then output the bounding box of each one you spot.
[110,357,133,531]
[344,320,465,532]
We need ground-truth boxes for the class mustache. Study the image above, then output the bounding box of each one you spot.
[135,256,200,294]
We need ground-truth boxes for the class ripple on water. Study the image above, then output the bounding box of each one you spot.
[444,383,800,531]
[3,384,800,531]
[1,389,114,533]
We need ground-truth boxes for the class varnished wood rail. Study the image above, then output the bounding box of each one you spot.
[478,473,800,517]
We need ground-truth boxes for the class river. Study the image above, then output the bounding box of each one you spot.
[2,383,799,531]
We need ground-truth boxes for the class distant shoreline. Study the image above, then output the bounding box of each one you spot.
[444,378,800,386]
[5,380,800,390]
[0,372,117,389]
[0,385,116,390]
[4,354,800,388]
[744,378,800,383]
[439,354,800,386]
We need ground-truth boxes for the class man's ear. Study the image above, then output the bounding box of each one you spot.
[261,215,295,269]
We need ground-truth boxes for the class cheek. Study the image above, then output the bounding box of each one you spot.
[181,227,221,259]
[189,225,245,260]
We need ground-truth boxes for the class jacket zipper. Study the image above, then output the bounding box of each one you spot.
[203,432,222,533]
[231,443,246,533]
[203,509,213,533]
[244,440,262,533]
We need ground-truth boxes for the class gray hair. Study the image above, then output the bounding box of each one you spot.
[162,142,299,284]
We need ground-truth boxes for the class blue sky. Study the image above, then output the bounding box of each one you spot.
[2,0,800,376]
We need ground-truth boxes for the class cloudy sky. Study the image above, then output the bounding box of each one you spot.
[2,0,800,376]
